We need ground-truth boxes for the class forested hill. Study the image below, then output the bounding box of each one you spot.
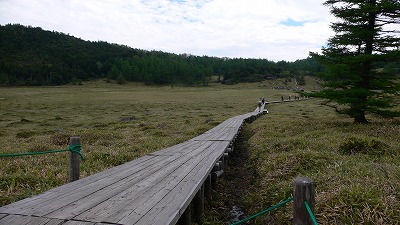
[0,24,321,86]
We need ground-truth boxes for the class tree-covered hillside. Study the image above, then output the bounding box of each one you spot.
[0,24,321,86]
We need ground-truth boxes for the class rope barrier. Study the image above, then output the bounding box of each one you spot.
[0,145,84,160]
[230,196,294,225]
[304,200,318,225]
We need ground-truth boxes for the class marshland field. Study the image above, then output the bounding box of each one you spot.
[1,78,399,224]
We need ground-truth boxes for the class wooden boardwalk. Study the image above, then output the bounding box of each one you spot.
[0,106,267,225]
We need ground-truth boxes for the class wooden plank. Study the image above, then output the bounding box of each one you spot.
[0,214,7,220]
[0,155,157,215]
[30,217,65,225]
[194,126,239,141]
[75,141,217,224]
[46,141,207,221]
[0,214,63,225]
[222,116,243,128]
[134,141,230,225]
[62,220,95,225]
[169,141,216,155]
[3,156,161,217]
[192,116,244,142]
[134,141,229,225]
[43,154,182,219]
[106,141,227,225]
[149,139,207,156]
[193,124,227,141]
[193,184,204,223]
[0,214,24,225]
[1,155,169,217]
[44,218,70,225]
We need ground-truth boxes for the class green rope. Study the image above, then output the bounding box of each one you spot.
[230,196,294,225]
[68,145,85,160]
[304,200,318,225]
[0,145,84,160]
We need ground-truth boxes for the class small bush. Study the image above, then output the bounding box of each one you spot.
[339,137,389,155]
[117,74,126,84]
[50,133,71,146]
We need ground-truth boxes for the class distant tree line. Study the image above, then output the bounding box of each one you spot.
[0,24,321,86]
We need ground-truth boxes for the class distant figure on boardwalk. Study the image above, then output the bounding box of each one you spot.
[281,96,284,102]
[261,97,265,105]
[257,99,263,112]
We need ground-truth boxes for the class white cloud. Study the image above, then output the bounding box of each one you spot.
[0,0,335,61]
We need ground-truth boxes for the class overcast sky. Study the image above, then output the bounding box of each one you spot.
[0,0,335,61]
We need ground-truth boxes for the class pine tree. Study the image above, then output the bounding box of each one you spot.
[311,0,400,123]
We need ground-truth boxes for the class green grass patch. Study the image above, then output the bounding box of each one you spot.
[339,137,390,156]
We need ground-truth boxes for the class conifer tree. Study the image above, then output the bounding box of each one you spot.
[311,0,400,123]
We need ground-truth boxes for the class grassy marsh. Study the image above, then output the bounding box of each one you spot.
[1,79,399,225]
[0,80,294,206]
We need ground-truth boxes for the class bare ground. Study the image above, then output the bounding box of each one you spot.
[204,127,259,225]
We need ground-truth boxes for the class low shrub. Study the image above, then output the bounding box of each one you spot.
[339,137,389,155]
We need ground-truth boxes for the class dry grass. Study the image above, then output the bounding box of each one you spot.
[243,99,400,224]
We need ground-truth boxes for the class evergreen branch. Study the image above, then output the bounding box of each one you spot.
[375,19,400,25]
[321,100,341,113]
[379,30,400,34]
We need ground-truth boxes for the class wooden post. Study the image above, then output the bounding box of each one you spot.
[211,170,223,183]
[223,153,229,169]
[211,160,224,183]
[293,177,315,225]
[212,162,220,172]
[204,174,212,199]
[194,184,205,223]
[69,137,81,182]
[178,204,191,225]
[219,160,224,171]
